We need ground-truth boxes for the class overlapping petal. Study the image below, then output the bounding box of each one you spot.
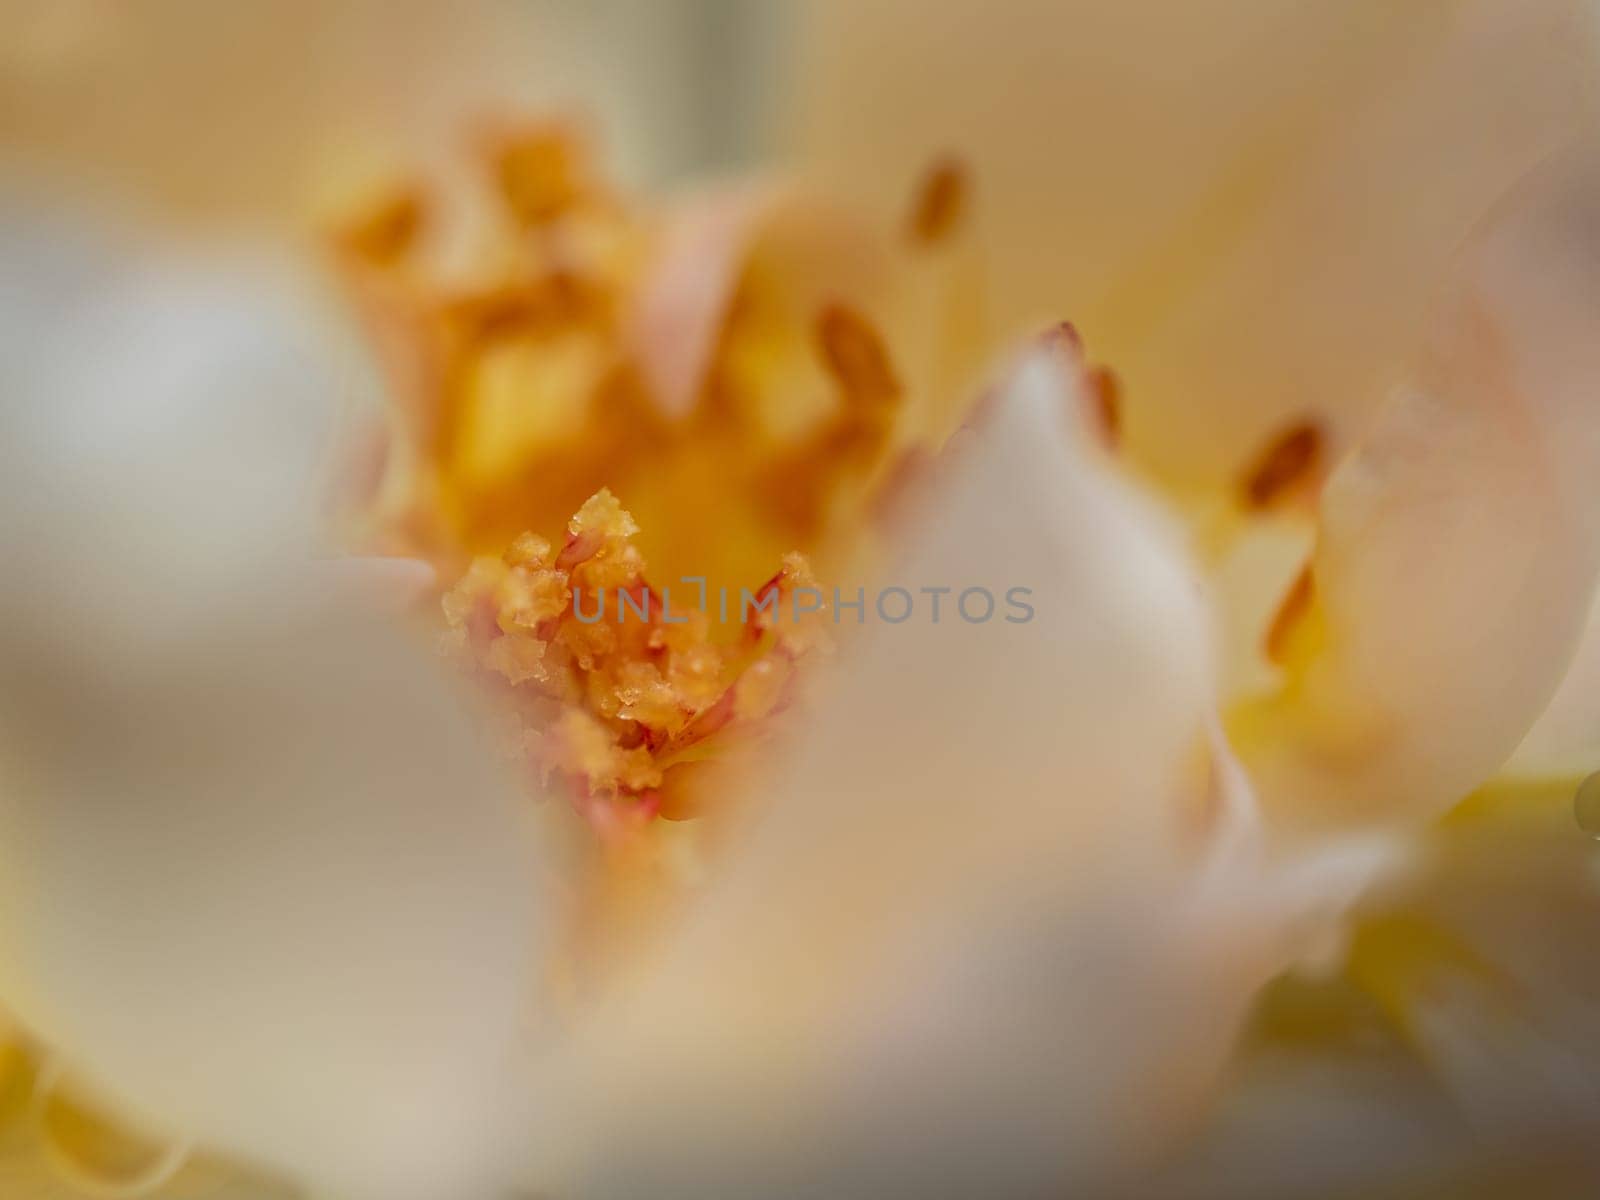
[1156,823,1600,1198]
[1237,149,1600,827]
[0,226,550,1199]
[1509,590,1600,780]
[510,345,1382,1197]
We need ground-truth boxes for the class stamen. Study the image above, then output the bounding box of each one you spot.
[817,303,902,407]
[1242,420,1324,509]
[1087,365,1123,449]
[753,311,905,540]
[488,124,588,228]
[556,528,605,572]
[1266,566,1315,667]
[333,185,426,265]
[908,156,970,247]
[440,276,596,343]
[442,491,826,828]
[334,127,908,590]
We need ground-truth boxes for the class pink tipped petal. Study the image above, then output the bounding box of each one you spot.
[625,181,896,424]
[625,180,783,419]
[1241,148,1600,826]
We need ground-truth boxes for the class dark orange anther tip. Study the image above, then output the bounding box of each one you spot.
[334,186,427,265]
[1088,365,1123,449]
[816,303,901,405]
[909,155,971,247]
[487,122,588,228]
[1243,420,1324,510]
[1045,321,1084,355]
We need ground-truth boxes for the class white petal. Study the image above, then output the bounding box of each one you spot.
[1240,148,1600,826]
[0,611,549,1200]
[298,556,439,613]
[0,221,548,1198]
[517,347,1287,1197]
[1210,515,1316,703]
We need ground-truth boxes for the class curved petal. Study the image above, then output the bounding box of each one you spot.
[797,0,1598,484]
[0,225,549,1198]
[514,345,1360,1197]
[0,609,550,1200]
[625,179,786,420]
[1157,826,1600,1197]
[1508,588,1600,779]
[1210,515,1317,703]
[622,180,909,420]
[1237,148,1600,827]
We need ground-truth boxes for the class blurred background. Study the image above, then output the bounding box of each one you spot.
[0,0,797,229]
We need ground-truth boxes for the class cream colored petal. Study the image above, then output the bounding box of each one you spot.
[1508,589,1600,779]
[512,346,1358,1197]
[1210,515,1316,704]
[1239,148,1600,827]
[300,556,438,613]
[624,181,898,424]
[1163,829,1600,1197]
[797,0,1597,484]
[625,179,785,419]
[0,224,549,1199]
[0,610,549,1200]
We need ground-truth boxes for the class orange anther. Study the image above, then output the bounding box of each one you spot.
[1243,421,1324,509]
[1088,365,1123,449]
[491,126,586,227]
[335,186,426,264]
[909,156,970,247]
[816,304,902,406]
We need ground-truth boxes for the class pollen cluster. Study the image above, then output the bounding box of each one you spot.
[441,489,830,835]
[329,124,930,842]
